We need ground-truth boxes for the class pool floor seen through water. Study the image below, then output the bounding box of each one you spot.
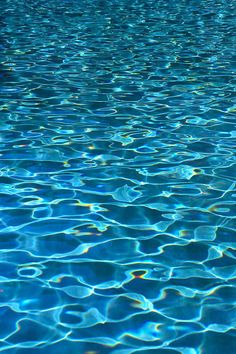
[0,0,236,353]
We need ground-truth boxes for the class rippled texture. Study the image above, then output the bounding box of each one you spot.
[1,0,236,353]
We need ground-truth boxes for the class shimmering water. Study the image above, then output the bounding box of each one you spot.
[0,0,236,353]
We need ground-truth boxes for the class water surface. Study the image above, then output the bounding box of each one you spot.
[0,0,236,353]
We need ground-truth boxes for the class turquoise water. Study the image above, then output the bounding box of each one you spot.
[0,0,236,353]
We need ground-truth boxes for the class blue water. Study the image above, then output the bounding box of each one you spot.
[0,0,236,353]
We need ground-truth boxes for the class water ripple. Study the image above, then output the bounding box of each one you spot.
[0,0,236,353]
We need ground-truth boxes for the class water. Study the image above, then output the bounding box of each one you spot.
[0,0,236,353]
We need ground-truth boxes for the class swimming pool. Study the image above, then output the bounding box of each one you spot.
[0,0,236,353]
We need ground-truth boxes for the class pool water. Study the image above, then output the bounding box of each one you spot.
[0,0,236,353]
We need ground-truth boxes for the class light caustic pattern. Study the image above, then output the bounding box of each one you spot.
[0,0,236,353]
